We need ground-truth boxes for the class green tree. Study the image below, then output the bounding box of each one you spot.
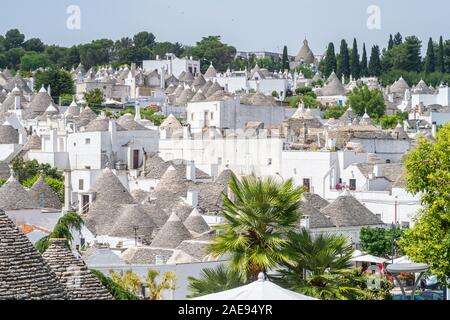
[133,31,156,49]
[4,29,25,50]
[398,124,450,284]
[368,45,381,76]
[374,112,408,129]
[388,34,394,50]
[337,40,350,79]
[22,174,65,203]
[23,38,45,52]
[424,37,436,73]
[360,43,368,77]
[275,229,366,300]
[34,68,75,99]
[208,175,303,281]
[84,88,105,111]
[119,107,167,126]
[20,52,51,71]
[151,42,184,58]
[360,227,404,258]
[11,157,63,183]
[323,105,347,119]
[90,269,140,300]
[4,47,26,69]
[110,270,142,297]
[347,85,385,117]
[437,36,445,73]
[323,42,337,77]
[282,45,289,70]
[188,265,246,298]
[393,32,403,46]
[79,39,114,69]
[35,212,84,253]
[350,38,360,79]
[183,36,236,73]
[383,36,422,73]
[145,269,176,300]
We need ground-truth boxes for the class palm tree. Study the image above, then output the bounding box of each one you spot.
[208,175,303,282]
[187,265,246,298]
[35,211,84,253]
[110,270,142,297]
[275,229,366,300]
[145,269,177,300]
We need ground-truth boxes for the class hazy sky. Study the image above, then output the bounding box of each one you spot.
[0,0,448,55]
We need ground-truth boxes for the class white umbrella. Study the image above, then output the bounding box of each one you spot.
[388,256,413,264]
[351,249,365,258]
[194,273,317,300]
[350,254,386,264]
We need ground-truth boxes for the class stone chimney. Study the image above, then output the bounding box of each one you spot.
[373,164,383,178]
[186,190,198,208]
[432,122,437,138]
[64,170,72,212]
[186,160,196,182]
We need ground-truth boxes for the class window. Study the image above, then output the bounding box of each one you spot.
[84,166,91,170]
[386,159,391,164]
[401,221,410,229]
[349,179,356,190]
[85,138,91,144]
[191,113,194,121]
[268,158,272,165]
[78,179,84,191]
[210,112,214,120]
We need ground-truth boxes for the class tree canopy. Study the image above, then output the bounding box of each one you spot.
[183,36,236,73]
[398,124,450,284]
[346,85,385,118]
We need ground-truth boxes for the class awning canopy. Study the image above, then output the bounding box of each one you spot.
[350,254,387,264]
[194,273,318,300]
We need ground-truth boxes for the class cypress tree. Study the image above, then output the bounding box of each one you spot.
[394,32,403,46]
[425,37,435,73]
[388,34,394,50]
[360,43,368,77]
[350,38,360,79]
[337,39,350,79]
[368,45,381,77]
[437,36,445,73]
[282,45,290,71]
[324,42,337,77]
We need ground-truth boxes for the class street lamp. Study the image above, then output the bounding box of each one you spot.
[390,222,400,264]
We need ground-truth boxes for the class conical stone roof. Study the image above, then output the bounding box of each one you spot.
[0,123,19,144]
[183,208,210,234]
[42,239,113,300]
[84,168,136,235]
[150,213,192,249]
[0,175,37,210]
[320,192,382,227]
[28,176,62,209]
[192,74,206,88]
[295,39,315,64]
[159,114,182,129]
[28,87,54,115]
[0,210,66,300]
[205,81,223,97]
[165,83,176,95]
[190,89,207,102]
[109,204,156,244]
[204,64,217,78]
